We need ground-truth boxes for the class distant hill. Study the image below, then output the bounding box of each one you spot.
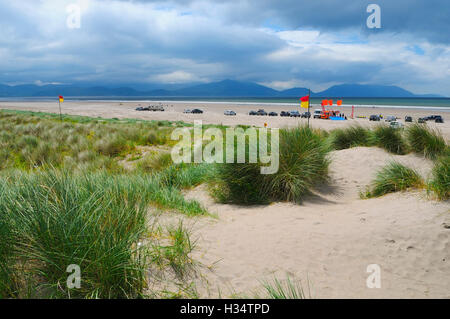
[0,80,443,98]
[166,80,278,97]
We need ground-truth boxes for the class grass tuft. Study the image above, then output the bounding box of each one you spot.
[371,125,407,155]
[364,162,424,198]
[330,125,372,150]
[210,126,330,204]
[428,156,450,200]
[406,123,447,159]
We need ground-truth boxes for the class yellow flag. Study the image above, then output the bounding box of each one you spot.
[300,95,309,108]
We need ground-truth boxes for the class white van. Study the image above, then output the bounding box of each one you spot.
[313,109,323,119]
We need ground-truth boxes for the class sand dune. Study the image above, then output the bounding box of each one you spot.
[2,102,448,298]
[183,147,449,298]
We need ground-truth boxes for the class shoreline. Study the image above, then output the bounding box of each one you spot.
[0,98,449,111]
[1,101,449,140]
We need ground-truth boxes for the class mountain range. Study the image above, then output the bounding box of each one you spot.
[0,80,443,98]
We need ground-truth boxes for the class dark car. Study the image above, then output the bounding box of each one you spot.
[191,109,203,114]
[256,109,268,116]
[268,112,278,116]
[249,110,257,115]
[369,115,381,121]
[418,117,426,123]
[289,111,301,117]
[405,116,413,122]
[301,112,311,118]
[136,106,149,111]
[280,111,290,117]
[435,115,444,123]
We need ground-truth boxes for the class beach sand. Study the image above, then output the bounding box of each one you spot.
[1,101,449,298]
[0,101,449,139]
[184,147,450,299]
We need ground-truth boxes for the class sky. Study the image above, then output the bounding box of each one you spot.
[0,0,449,95]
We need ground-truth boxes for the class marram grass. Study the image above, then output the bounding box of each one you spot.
[330,125,372,150]
[210,126,330,204]
[371,125,407,155]
[363,162,424,198]
[406,123,447,159]
[428,156,450,200]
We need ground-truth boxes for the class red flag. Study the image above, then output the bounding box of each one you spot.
[337,100,343,106]
[300,96,309,102]
[322,100,328,106]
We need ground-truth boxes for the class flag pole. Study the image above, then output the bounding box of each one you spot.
[58,99,62,122]
[307,88,311,128]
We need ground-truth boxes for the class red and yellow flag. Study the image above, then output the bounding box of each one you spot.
[300,95,310,108]
[59,95,64,103]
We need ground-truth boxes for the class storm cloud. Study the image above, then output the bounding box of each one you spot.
[0,0,449,95]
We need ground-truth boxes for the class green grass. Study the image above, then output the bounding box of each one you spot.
[406,123,447,159]
[0,110,211,298]
[372,125,407,155]
[210,126,330,204]
[255,276,308,299]
[428,156,450,200]
[363,162,424,198]
[0,110,179,172]
[329,125,372,150]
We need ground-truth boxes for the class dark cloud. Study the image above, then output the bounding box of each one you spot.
[0,0,448,95]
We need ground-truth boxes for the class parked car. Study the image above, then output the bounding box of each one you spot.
[224,110,236,116]
[191,109,203,114]
[289,110,301,117]
[313,109,323,119]
[435,115,444,123]
[385,115,397,122]
[136,106,149,111]
[249,110,257,115]
[147,105,165,111]
[256,109,268,116]
[369,115,381,121]
[183,109,192,113]
[390,121,403,129]
[268,111,278,116]
[280,111,290,117]
[405,116,413,122]
[418,117,426,123]
[301,112,311,118]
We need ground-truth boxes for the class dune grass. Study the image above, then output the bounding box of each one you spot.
[428,156,450,200]
[0,169,207,298]
[0,110,179,172]
[363,162,424,198]
[329,125,372,150]
[371,125,407,155]
[0,110,210,298]
[210,126,330,204]
[406,123,447,159]
[254,276,309,299]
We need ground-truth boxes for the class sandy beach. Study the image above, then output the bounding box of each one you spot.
[0,101,449,139]
[184,147,450,298]
[1,101,449,298]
